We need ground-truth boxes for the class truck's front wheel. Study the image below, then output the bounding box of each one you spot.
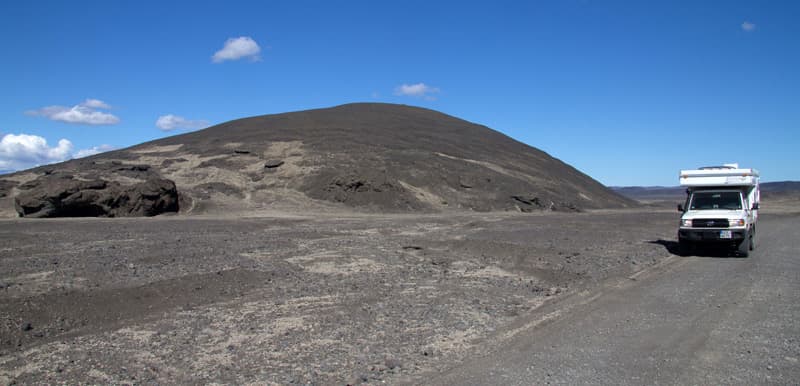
[737,233,750,257]
[749,226,756,251]
[678,239,693,256]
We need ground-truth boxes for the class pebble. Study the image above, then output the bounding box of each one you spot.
[385,357,401,370]
[21,322,33,331]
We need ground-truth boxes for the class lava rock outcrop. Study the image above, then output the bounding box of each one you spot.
[13,172,178,218]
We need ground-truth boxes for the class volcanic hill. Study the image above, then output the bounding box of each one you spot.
[0,103,635,217]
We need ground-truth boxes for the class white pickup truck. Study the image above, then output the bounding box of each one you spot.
[677,164,760,257]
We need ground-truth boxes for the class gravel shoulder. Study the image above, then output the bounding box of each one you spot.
[1,208,690,384]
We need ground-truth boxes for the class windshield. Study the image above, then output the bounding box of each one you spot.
[689,191,742,210]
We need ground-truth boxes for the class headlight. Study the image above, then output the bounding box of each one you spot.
[681,219,692,227]
[730,218,745,227]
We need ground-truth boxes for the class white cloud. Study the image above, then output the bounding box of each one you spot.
[394,83,440,100]
[26,99,120,125]
[82,98,112,109]
[212,36,262,63]
[741,21,756,32]
[74,144,116,158]
[155,114,209,131]
[0,133,73,170]
[0,133,118,172]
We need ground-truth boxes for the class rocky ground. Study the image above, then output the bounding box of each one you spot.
[0,208,684,385]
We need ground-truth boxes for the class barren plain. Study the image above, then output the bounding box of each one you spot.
[1,206,687,385]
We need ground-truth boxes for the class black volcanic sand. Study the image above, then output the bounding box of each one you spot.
[0,103,635,217]
[0,209,677,384]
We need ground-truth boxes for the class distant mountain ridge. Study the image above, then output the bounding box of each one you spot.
[613,181,800,202]
[1,103,636,217]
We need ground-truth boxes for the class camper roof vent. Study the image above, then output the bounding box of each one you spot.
[700,163,739,170]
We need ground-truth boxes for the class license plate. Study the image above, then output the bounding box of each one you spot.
[720,230,732,239]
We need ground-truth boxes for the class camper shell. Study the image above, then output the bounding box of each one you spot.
[677,164,759,256]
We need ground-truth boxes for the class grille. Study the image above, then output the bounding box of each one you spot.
[693,218,729,228]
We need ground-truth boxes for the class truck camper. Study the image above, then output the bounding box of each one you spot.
[677,164,760,257]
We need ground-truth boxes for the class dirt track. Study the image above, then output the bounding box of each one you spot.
[430,211,800,385]
[0,208,682,384]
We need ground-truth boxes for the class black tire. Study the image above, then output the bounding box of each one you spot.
[678,239,692,256]
[749,227,755,251]
[737,234,750,257]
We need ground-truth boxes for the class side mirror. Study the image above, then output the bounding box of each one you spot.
[752,202,759,210]
[677,204,684,212]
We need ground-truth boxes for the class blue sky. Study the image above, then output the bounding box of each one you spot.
[1,0,797,186]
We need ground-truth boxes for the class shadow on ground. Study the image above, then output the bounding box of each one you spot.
[648,239,742,258]
[649,239,681,255]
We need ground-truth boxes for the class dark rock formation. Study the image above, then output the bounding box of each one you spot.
[161,158,188,168]
[121,178,180,216]
[13,173,178,218]
[511,195,544,212]
[264,159,284,169]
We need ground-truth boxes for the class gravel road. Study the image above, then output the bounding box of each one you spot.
[429,212,800,385]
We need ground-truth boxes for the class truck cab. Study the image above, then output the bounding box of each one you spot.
[677,164,759,257]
